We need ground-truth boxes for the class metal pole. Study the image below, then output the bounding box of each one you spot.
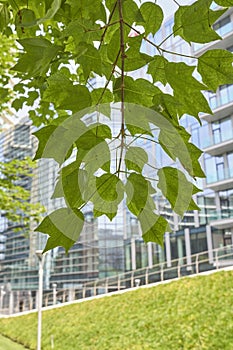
[36,250,46,350]
[52,283,57,305]
[0,286,4,314]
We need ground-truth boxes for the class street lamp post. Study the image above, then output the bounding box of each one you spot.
[52,283,57,305]
[0,286,5,314]
[35,250,46,350]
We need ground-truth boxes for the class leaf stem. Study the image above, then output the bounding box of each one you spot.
[96,48,121,105]
[100,0,118,47]
[124,22,197,60]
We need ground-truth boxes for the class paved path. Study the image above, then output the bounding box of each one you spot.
[0,334,27,350]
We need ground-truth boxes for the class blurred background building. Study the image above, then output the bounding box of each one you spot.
[0,4,232,293]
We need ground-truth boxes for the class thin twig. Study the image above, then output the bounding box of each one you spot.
[96,48,121,105]
[124,22,197,60]
[100,0,118,47]
[172,0,181,6]
[85,21,119,33]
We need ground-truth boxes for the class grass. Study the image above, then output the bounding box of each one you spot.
[0,334,27,350]
[0,270,233,350]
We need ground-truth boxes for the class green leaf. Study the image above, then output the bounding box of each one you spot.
[96,173,124,202]
[198,49,233,91]
[152,92,182,122]
[67,0,106,23]
[214,0,233,5]
[37,0,62,23]
[139,210,170,246]
[27,90,39,106]
[139,2,163,35]
[174,0,225,43]
[83,173,124,221]
[91,88,113,116]
[148,56,168,85]
[33,125,59,160]
[164,61,212,118]
[159,128,205,178]
[124,35,153,72]
[76,124,112,150]
[52,163,86,208]
[125,104,153,137]
[33,118,87,164]
[36,208,84,253]
[125,147,148,173]
[114,76,160,107]
[15,9,37,28]
[82,141,111,175]
[0,4,10,31]
[126,173,155,217]
[43,72,91,112]
[12,37,61,77]
[76,42,102,80]
[158,167,201,217]
[165,62,206,93]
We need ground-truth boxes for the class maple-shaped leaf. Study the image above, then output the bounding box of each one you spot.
[198,49,233,91]
[139,210,170,246]
[114,76,160,107]
[43,72,91,112]
[214,0,233,5]
[148,56,168,85]
[125,147,148,173]
[139,2,163,35]
[126,173,156,217]
[12,37,61,76]
[35,208,84,253]
[173,0,226,43]
[158,167,201,217]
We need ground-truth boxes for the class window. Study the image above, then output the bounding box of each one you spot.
[227,152,233,177]
[213,15,232,36]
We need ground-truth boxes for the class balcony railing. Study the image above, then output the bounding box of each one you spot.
[193,17,233,53]
[206,166,233,184]
[208,85,233,111]
[209,208,233,221]
[1,245,233,316]
[202,130,233,149]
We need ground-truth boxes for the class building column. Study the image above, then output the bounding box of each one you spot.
[9,291,14,315]
[131,238,136,271]
[177,236,184,264]
[206,225,213,263]
[184,228,191,266]
[147,242,153,268]
[165,233,171,267]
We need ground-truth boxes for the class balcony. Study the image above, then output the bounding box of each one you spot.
[193,8,233,56]
[209,208,233,229]
[203,131,233,156]
[201,87,233,123]
[206,166,233,191]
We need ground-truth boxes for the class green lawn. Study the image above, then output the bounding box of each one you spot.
[0,334,27,350]
[0,270,233,350]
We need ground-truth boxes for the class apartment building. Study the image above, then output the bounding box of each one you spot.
[0,4,232,291]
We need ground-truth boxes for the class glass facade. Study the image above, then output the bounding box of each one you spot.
[1,7,233,292]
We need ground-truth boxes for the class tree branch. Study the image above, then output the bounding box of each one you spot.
[124,21,197,60]
[96,48,121,105]
[117,0,126,175]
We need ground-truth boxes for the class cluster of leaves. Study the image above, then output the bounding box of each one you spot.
[0,157,44,227]
[1,0,233,252]
[0,34,18,114]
